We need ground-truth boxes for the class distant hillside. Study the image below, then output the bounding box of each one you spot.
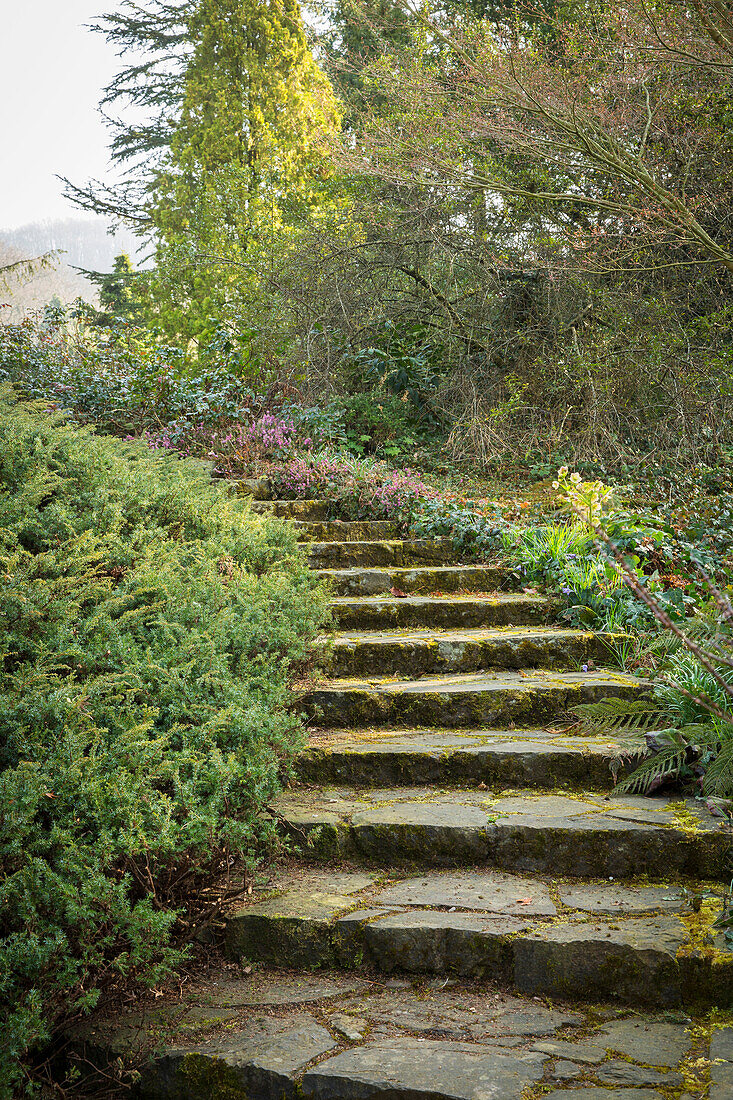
[0,243,96,323]
[0,217,148,322]
[1,217,146,273]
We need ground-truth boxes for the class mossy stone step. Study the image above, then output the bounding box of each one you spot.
[319,564,511,597]
[329,594,550,630]
[318,626,618,678]
[296,519,400,542]
[308,539,456,569]
[271,787,726,878]
[251,498,332,520]
[298,728,627,789]
[225,868,733,1009]
[301,668,642,728]
[238,476,272,499]
[78,966,718,1099]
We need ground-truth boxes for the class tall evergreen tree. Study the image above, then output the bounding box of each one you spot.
[150,0,341,339]
[65,0,341,341]
[158,0,340,242]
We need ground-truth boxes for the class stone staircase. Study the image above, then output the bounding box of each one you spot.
[105,493,733,1100]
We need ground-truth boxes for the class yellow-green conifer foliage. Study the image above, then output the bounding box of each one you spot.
[152,0,341,342]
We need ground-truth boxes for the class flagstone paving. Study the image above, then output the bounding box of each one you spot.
[102,491,733,1098]
[77,968,731,1099]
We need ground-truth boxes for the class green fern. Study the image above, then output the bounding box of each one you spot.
[702,721,733,798]
[571,696,663,736]
[613,745,689,795]
[613,723,718,795]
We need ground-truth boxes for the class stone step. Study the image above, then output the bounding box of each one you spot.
[79,966,720,1100]
[296,519,400,542]
[298,728,627,789]
[238,476,272,499]
[301,668,642,728]
[272,787,726,878]
[251,498,332,520]
[307,539,456,569]
[318,627,616,678]
[225,868,733,1010]
[329,594,550,631]
[319,564,511,597]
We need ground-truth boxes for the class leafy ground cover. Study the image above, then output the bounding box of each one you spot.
[0,391,328,1095]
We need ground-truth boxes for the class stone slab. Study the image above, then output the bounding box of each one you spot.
[321,565,509,597]
[139,1015,335,1099]
[593,1060,683,1087]
[711,1025,733,1061]
[596,1018,692,1064]
[322,627,611,678]
[300,1038,547,1100]
[273,787,725,878]
[303,668,645,731]
[299,729,622,790]
[308,539,455,570]
[328,593,549,631]
[711,1026,733,1100]
[514,918,687,1007]
[353,910,526,978]
[374,871,556,917]
[532,1039,606,1063]
[558,885,685,914]
[711,1060,733,1100]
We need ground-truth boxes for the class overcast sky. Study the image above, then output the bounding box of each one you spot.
[0,2,125,230]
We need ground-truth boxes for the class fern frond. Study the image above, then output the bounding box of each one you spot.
[703,737,733,799]
[572,696,662,736]
[613,746,689,795]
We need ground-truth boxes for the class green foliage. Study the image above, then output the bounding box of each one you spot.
[571,697,664,737]
[0,394,328,1094]
[573,649,733,799]
[92,252,149,325]
[407,497,508,558]
[0,311,261,442]
[149,0,342,341]
[504,522,595,584]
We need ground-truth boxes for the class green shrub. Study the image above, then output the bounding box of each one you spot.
[0,394,328,1095]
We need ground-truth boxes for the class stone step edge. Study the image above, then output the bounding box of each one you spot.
[313,631,620,681]
[304,668,635,688]
[224,897,733,1010]
[273,805,725,879]
[301,670,642,729]
[317,564,516,596]
[327,593,550,606]
[297,731,628,789]
[318,625,597,641]
[308,538,454,552]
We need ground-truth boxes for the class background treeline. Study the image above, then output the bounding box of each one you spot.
[52,0,733,472]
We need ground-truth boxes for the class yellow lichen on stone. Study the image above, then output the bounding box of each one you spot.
[677,896,731,962]
[670,801,705,836]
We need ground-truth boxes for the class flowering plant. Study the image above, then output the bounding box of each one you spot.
[553,467,621,527]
